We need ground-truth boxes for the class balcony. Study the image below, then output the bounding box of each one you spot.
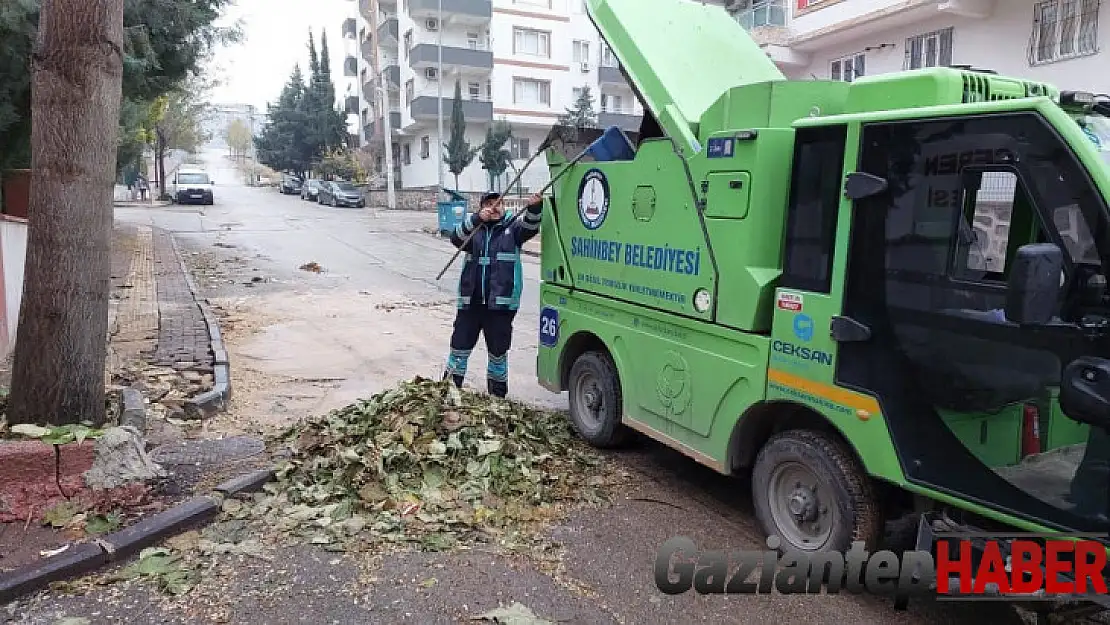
[382,65,400,88]
[359,0,372,21]
[410,96,492,123]
[599,112,641,132]
[361,35,375,60]
[598,65,625,85]
[408,0,491,25]
[377,17,398,45]
[788,0,994,51]
[733,0,791,46]
[408,44,492,72]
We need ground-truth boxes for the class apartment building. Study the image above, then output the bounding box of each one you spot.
[728,0,1108,94]
[357,0,657,192]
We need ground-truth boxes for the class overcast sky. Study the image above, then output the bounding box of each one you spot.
[208,0,356,112]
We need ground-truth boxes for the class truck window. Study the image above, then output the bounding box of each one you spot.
[781,125,847,293]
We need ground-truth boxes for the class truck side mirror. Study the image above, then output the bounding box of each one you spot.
[843,172,888,200]
[1005,243,1064,325]
[1061,356,1110,430]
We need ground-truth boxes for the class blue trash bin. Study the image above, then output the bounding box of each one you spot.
[437,189,469,236]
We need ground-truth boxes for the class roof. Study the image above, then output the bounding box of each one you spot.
[586,0,785,153]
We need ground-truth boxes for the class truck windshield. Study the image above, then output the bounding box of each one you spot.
[178,173,209,184]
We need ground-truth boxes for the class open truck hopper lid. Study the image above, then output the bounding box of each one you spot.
[586,0,785,155]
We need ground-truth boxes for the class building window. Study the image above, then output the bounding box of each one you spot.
[510,137,530,160]
[405,79,414,106]
[467,31,480,49]
[1030,0,1100,65]
[830,53,865,82]
[572,40,590,64]
[796,0,832,11]
[403,30,412,59]
[513,77,551,106]
[572,87,583,102]
[420,136,430,159]
[600,43,618,67]
[513,27,551,57]
[601,93,624,113]
[468,81,481,100]
[735,0,788,29]
[904,27,954,69]
[486,81,492,100]
[403,143,411,165]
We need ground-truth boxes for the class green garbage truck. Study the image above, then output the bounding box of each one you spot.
[536,0,1110,602]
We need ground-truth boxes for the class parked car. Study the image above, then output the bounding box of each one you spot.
[169,167,214,205]
[300,179,323,201]
[279,174,302,195]
[317,181,365,208]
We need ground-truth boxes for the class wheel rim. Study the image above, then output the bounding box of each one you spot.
[572,369,605,433]
[766,461,835,551]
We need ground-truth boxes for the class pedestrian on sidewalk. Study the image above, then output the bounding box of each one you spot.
[137,175,149,202]
[443,191,544,398]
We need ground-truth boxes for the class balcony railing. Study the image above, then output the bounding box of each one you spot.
[408,0,491,20]
[377,17,398,44]
[598,65,624,84]
[735,0,787,29]
[410,95,492,123]
[598,111,641,131]
[408,44,493,71]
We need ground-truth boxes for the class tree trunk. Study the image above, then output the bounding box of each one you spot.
[8,0,125,426]
[156,130,167,199]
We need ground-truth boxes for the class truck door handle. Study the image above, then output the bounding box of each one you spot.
[729,180,743,189]
[831,316,871,342]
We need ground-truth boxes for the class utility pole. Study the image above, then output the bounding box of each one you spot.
[436,0,444,198]
[379,84,396,210]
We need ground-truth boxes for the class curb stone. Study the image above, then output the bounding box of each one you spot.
[165,235,232,419]
[0,467,276,604]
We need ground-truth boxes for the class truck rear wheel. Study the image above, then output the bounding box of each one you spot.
[752,429,881,554]
[567,351,628,448]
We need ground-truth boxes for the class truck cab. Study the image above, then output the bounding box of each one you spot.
[537,0,1110,595]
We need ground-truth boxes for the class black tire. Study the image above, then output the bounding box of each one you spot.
[567,351,628,448]
[752,429,882,554]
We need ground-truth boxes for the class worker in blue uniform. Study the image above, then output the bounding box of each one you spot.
[443,191,544,398]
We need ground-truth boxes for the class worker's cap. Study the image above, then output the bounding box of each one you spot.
[479,192,501,205]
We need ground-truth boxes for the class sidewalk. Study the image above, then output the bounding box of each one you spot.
[107,223,227,419]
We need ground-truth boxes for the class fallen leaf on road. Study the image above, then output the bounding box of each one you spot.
[472,603,554,625]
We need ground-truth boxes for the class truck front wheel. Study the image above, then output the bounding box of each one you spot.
[567,351,628,448]
[752,429,881,554]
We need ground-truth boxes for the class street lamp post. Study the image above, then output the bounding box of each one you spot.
[378,83,396,211]
[436,0,444,199]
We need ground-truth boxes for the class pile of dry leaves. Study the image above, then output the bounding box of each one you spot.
[252,377,612,551]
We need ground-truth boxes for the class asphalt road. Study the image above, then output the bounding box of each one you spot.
[5,149,1047,624]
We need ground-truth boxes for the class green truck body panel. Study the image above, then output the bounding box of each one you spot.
[540,0,1110,543]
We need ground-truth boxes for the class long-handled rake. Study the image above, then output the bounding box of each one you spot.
[434,125,604,281]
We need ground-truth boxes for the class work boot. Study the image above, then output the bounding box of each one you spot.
[487,377,507,398]
[442,370,463,388]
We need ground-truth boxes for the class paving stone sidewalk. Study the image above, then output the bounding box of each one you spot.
[108,223,216,384]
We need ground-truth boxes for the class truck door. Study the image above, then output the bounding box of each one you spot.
[838,110,1110,533]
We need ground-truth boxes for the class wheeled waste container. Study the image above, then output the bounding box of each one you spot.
[437,189,469,237]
